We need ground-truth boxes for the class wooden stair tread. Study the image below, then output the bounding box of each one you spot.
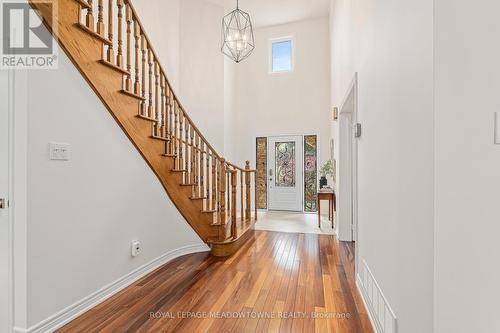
[75,23,112,45]
[74,0,90,8]
[190,196,207,200]
[120,89,146,100]
[150,135,169,142]
[209,218,256,256]
[99,59,130,75]
[180,183,196,186]
[135,114,157,122]
[162,153,177,157]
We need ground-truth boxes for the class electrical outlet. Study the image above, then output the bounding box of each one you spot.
[49,142,70,160]
[131,240,141,257]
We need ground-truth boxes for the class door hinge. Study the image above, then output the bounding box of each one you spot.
[354,123,362,138]
[0,198,7,209]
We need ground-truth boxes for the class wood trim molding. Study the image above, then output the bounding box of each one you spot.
[13,244,210,333]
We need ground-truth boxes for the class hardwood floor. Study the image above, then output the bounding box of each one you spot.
[58,231,374,333]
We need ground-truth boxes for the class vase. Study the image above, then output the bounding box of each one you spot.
[320,176,327,189]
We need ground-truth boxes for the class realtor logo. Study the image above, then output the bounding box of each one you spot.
[1,0,58,69]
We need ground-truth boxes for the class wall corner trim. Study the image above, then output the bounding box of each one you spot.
[14,243,210,333]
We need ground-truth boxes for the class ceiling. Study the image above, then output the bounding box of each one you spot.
[207,0,330,28]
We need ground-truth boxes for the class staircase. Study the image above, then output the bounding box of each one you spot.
[30,0,256,256]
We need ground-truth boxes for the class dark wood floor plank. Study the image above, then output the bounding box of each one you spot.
[56,231,374,333]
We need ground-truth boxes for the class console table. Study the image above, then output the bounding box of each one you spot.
[317,191,336,228]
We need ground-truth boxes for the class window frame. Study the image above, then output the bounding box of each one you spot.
[269,36,295,74]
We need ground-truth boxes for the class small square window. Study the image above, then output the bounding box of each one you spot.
[271,38,293,73]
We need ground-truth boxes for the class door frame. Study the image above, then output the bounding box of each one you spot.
[254,131,321,213]
[3,65,29,332]
[338,73,358,243]
[1,65,14,333]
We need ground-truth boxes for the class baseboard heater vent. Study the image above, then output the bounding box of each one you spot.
[356,259,398,333]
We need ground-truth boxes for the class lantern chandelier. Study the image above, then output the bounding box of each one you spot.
[221,0,255,63]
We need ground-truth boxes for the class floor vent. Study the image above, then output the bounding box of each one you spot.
[356,259,397,333]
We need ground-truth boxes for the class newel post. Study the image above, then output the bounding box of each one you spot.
[245,161,251,220]
[219,158,227,225]
[231,170,237,239]
[254,170,258,221]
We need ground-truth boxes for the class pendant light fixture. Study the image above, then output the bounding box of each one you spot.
[221,0,255,63]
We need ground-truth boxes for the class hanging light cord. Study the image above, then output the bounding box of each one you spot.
[236,0,239,9]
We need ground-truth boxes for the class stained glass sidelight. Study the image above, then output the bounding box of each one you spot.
[256,137,268,209]
[304,135,318,212]
[275,142,296,187]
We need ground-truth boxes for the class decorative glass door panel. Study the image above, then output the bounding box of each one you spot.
[268,136,303,211]
[275,141,296,187]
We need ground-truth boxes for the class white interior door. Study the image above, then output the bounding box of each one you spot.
[267,136,303,211]
[0,70,11,332]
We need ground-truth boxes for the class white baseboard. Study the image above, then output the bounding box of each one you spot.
[13,244,209,333]
[356,259,397,333]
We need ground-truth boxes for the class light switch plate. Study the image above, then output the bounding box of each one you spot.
[49,142,70,160]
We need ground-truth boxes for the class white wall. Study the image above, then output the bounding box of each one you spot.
[226,18,331,170]
[24,47,204,327]
[330,0,434,332]
[179,0,226,153]
[133,0,181,91]
[434,1,500,332]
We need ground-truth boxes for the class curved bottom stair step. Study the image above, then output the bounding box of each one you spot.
[208,218,256,257]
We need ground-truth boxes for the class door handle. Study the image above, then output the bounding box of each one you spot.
[0,198,6,209]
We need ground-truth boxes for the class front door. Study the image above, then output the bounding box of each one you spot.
[267,136,303,211]
[0,69,11,332]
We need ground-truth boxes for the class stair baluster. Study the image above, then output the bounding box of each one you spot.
[173,101,179,168]
[219,158,226,228]
[96,0,104,36]
[205,146,210,208]
[254,170,258,221]
[167,88,173,153]
[190,128,195,186]
[231,170,237,239]
[106,0,114,62]
[154,61,160,130]
[245,161,251,220]
[212,154,217,211]
[86,0,94,30]
[178,109,184,172]
[184,118,189,180]
[125,3,132,89]
[160,74,166,138]
[140,36,147,114]
[133,22,140,94]
[198,139,203,197]
[116,0,124,67]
